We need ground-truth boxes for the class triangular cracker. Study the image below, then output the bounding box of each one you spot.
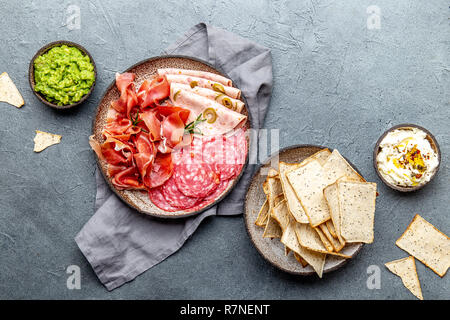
[0,72,24,108]
[33,130,62,152]
[385,256,423,300]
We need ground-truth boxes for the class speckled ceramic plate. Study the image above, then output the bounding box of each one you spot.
[244,145,363,276]
[92,55,251,218]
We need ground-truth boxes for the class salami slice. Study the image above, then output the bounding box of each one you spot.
[190,179,231,211]
[202,129,247,180]
[204,179,231,202]
[174,162,220,198]
[202,136,223,164]
[234,128,247,166]
[172,135,204,166]
[161,176,200,209]
[148,188,178,212]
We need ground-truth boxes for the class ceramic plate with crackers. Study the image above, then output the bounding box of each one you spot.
[244,145,378,277]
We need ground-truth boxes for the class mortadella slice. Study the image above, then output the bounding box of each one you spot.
[170,83,245,113]
[169,87,247,136]
[157,68,232,86]
[165,74,241,99]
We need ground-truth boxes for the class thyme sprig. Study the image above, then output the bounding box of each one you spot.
[131,110,142,126]
[184,114,206,135]
[130,110,148,133]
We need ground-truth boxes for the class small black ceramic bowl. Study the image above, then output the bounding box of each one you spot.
[29,40,97,110]
[373,124,441,192]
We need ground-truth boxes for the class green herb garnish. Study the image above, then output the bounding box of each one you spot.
[130,110,148,133]
[184,114,206,135]
[131,110,143,126]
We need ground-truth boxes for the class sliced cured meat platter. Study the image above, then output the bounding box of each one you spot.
[91,56,251,218]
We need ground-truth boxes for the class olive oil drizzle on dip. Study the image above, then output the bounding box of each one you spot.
[34,45,95,106]
[376,128,439,187]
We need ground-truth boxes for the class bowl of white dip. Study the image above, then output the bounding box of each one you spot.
[373,124,440,192]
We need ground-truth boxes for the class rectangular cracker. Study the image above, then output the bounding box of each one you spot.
[286,160,331,227]
[396,214,450,277]
[293,252,309,268]
[254,199,269,227]
[319,223,344,252]
[323,182,346,247]
[310,148,331,166]
[278,162,309,224]
[263,175,284,238]
[314,226,334,252]
[281,221,327,277]
[323,149,365,185]
[338,181,377,244]
[294,223,351,258]
[271,199,292,232]
[326,220,337,239]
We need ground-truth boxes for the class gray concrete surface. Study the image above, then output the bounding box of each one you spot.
[0,0,448,299]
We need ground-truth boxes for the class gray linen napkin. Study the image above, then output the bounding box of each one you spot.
[75,23,273,291]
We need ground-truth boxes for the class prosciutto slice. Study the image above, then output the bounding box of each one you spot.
[100,136,135,166]
[165,74,241,99]
[111,166,144,190]
[157,68,232,86]
[102,108,140,141]
[169,88,247,136]
[112,73,138,118]
[90,135,145,191]
[170,83,245,113]
[157,105,190,148]
[133,132,156,183]
[140,110,161,141]
[146,153,173,188]
[137,76,170,108]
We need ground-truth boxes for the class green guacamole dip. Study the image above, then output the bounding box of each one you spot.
[34,45,95,106]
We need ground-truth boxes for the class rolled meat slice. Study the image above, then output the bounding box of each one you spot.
[157,68,232,86]
[169,88,247,136]
[165,74,241,99]
[170,83,245,113]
